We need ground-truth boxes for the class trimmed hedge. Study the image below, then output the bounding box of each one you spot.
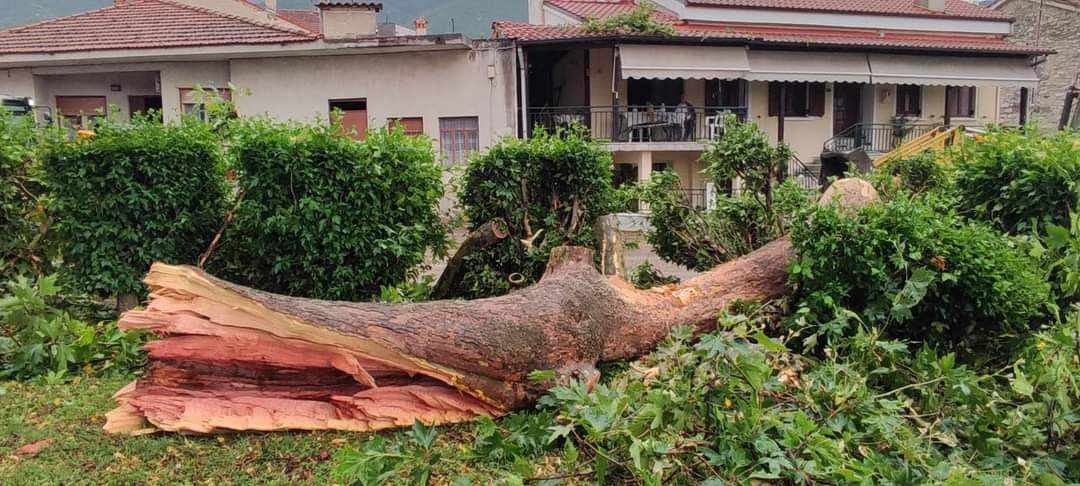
[42,119,227,297]
[456,127,615,298]
[0,111,48,281]
[210,120,448,301]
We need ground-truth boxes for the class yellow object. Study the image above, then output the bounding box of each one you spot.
[76,129,96,139]
[873,125,973,167]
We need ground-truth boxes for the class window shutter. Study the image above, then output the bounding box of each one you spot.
[768,83,780,116]
[809,83,826,117]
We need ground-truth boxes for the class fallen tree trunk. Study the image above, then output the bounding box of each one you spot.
[106,179,874,435]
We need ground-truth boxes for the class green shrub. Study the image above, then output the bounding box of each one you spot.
[628,261,679,289]
[0,111,51,281]
[581,1,675,36]
[0,275,145,382]
[871,150,952,198]
[702,114,794,221]
[456,127,614,298]
[42,118,227,297]
[789,196,1052,350]
[210,120,448,301]
[952,128,1080,234]
[1031,212,1080,307]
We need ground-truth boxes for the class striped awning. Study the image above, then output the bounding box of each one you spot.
[619,44,750,80]
[868,54,1039,88]
[746,50,872,83]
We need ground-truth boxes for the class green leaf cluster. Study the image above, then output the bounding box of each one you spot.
[0,274,144,382]
[209,120,448,301]
[41,118,228,297]
[581,1,676,36]
[0,110,53,281]
[952,127,1080,235]
[789,194,1052,351]
[456,126,615,298]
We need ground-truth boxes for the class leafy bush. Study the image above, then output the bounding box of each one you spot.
[640,172,811,271]
[789,195,1052,350]
[210,121,448,301]
[702,114,794,221]
[871,149,952,198]
[42,118,228,297]
[456,127,614,298]
[952,128,1080,234]
[582,1,675,36]
[0,275,144,382]
[1031,212,1080,307]
[0,111,52,281]
[629,261,679,289]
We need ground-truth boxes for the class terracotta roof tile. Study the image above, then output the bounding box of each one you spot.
[686,0,1012,20]
[492,21,1049,55]
[0,0,317,55]
[546,0,679,21]
[278,9,322,34]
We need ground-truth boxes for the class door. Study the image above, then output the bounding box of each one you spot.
[329,99,368,140]
[832,84,861,136]
[56,96,107,130]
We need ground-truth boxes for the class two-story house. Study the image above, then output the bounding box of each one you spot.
[495,0,1049,203]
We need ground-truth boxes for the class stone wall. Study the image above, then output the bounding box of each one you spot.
[996,0,1080,129]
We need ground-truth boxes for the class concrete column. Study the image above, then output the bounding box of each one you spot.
[637,151,653,182]
[638,151,653,212]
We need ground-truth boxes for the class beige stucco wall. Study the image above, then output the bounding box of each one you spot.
[231,48,516,154]
[35,71,159,122]
[748,81,834,162]
[0,68,35,98]
[871,84,1000,126]
[614,150,706,189]
[320,8,378,39]
[1,62,231,123]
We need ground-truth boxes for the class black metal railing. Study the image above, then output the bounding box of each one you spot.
[526,105,748,143]
[786,154,820,191]
[680,188,708,209]
[823,123,941,154]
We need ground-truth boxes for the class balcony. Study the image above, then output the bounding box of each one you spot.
[823,123,942,155]
[526,105,748,144]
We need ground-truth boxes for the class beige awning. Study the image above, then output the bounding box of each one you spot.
[746,51,871,83]
[869,54,1039,88]
[619,45,750,80]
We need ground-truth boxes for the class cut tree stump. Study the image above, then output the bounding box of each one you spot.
[105,179,874,435]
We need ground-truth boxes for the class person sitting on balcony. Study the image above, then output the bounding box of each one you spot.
[676,94,696,141]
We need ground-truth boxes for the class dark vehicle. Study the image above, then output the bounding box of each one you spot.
[1,95,33,116]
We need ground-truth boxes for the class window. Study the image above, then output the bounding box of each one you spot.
[768,82,825,117]
[329,99,368,140]
[707,79,747,107]
[389,117,425,137]
[56,96,107,130]
[895,85,922,117]
[945,86,977,118]
[439,117,479,164]
[180,87,231,121]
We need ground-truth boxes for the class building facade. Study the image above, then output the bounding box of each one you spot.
[496,0,1048,203]
[0,0,519,164]
[991,0,1080,130]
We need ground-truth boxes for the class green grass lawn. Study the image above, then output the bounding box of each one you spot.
[0,376,351,484]
[0,376,561,485]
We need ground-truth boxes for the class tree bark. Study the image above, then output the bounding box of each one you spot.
[106,240,791,435]
[105,179,874,436]
[594,214,627,279]
[431,219,509,299]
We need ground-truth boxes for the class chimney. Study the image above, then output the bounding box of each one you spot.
[316,1,382,39]
[414,17,429,35]
[528,0,545,24]
[265,0,276,12]
[914,0,946,12]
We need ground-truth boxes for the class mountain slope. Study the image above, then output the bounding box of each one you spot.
[0,0,526,36]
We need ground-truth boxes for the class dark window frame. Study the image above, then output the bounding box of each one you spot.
[895,85,922,117]
[768,82,825,118]
[945,86,977,119]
